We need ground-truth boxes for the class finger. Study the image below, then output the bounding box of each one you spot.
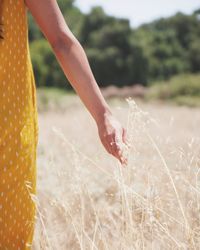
[108,133,118,157]
[105,140,114,155]
[107,131,127,166]
[112,134,127,164]
[113,139,128,166]
[109,141,120,158]
[107,133,118,157]
[113,132,123,153]
[100,130,114,155]
[111,144,128,166]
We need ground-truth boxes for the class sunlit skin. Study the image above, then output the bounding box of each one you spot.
[25,0,131,166]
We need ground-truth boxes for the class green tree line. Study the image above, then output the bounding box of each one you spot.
[28,0,200,90]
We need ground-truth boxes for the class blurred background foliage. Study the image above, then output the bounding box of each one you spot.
[28,0,200,104]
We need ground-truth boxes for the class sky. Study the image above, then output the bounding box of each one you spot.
[74,0,200,28]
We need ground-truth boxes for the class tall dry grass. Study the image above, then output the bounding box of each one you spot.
[31,97,200,249]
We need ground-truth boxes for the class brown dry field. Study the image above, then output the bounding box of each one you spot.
[32,96,200,249]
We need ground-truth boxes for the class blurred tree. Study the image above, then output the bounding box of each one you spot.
[30,39,72,89]
[28,0,200,88]
[80,7,146,86]
[189,40,200,72]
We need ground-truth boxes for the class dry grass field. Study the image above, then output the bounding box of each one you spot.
[32,94,200,249]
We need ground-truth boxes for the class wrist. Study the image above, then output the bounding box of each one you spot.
[95,106,113,125]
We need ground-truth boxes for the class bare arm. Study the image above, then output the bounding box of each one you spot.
[25,0,130,166]
[25,0,111,124]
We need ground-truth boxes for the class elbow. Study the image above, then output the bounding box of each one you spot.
[49,30,75,52]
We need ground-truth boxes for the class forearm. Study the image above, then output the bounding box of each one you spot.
[51,35,112,124]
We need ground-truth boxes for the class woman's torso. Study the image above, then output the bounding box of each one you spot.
[0,0,38,182]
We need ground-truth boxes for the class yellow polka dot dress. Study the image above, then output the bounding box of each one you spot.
[0,0,39,249]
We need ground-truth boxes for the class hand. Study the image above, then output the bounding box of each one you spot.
[97,112,130,166]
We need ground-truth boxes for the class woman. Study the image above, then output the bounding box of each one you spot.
[0,0,130,248]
